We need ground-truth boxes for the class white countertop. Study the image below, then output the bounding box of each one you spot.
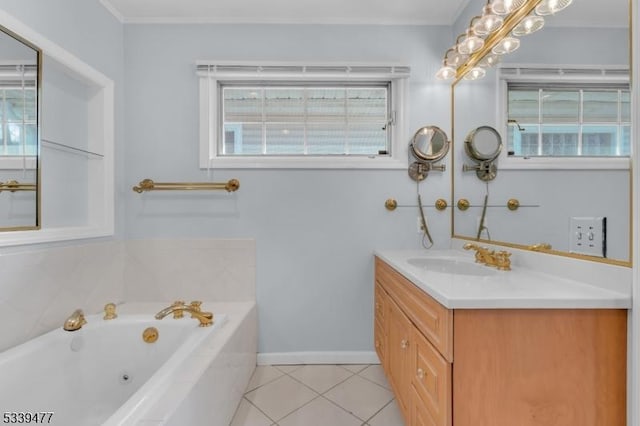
[374,249,631,309]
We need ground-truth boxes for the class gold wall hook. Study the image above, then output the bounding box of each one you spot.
[435,199,448,211]
[385,198,398,211]
[507,199,520,211]
[457,199,470,211]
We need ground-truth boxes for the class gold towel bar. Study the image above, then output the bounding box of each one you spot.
[132,178,240,193]
[0,180,37,193]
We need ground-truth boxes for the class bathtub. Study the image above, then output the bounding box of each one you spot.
[0,302,257,426]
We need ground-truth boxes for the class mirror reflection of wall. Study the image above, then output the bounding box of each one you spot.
[452,0,631,264]
[0,26,40,230]
[40,56,97,228]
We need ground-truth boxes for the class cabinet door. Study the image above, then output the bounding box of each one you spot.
[374,284,387,367]
[411,386,438,426]
[411,327,451,426]
[387,296,413,417]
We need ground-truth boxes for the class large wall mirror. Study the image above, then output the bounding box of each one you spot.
[0,25,40,231]
[452,0,631,265]
[0,10,114,246]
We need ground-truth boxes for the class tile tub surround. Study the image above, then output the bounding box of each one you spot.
[0,241,126,352]
[231,364,404,426]
[0,238,256,352]
[124,239,256,302]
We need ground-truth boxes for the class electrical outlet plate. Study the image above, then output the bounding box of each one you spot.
[569,217,606,257]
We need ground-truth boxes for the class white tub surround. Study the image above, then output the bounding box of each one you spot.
[374,249,631,309]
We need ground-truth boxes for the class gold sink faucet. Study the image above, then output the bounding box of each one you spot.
[155,301,214,327]
[63,309,87,331]
[463,243,511,271]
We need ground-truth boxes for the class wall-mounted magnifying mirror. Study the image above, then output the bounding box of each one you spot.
[462,126,502,181]
[0,24,41,231]
[408,125,450,182]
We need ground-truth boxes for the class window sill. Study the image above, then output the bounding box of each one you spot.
[201,156,406,170]
[500,156,630,171]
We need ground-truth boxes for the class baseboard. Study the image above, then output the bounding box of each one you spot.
[257,351,380,366]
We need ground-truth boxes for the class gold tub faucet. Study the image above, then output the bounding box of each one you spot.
[63,309,87,331]
[155,301,214,327]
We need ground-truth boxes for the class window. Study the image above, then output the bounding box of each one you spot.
[498,66,630,169]
[0,65,37,158]
[197,63,409,168]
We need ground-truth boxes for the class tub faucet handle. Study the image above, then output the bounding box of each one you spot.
[171,300,186,318]
[63,309,87,331]
[103,303,118,320]
[189,301,202,312]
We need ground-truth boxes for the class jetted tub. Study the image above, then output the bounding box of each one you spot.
[0,302,257,426]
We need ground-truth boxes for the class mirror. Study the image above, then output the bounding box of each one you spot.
[0,25,41,231]
[452,0,631,264]
[409,125,450,182]
[463,126,502,181]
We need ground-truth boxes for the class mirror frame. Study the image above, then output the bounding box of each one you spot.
[449,1,633,267]
[0,24,41,232]
[0,9,114,247]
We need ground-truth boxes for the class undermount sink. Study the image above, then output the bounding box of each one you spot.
[407,257,496,276]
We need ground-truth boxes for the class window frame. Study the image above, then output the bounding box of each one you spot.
[197,62,409,169]
[496,64,631,171]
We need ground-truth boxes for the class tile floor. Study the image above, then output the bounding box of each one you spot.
[230,364,405,426]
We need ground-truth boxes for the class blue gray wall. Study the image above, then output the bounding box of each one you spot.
[123,24,453,354]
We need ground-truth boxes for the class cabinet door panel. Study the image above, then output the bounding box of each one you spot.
[387,297,412,416]
[412,327,451,426]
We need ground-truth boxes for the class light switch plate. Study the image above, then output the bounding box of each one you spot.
[569,217,606,257]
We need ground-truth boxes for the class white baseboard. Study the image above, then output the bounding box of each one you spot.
[257,351,380,366]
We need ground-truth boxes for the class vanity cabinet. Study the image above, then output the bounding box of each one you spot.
[374,257,627,426]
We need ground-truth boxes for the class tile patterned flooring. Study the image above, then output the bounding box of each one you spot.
[230,364,405,426]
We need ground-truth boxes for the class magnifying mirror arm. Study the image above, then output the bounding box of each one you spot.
[462,160,498,182]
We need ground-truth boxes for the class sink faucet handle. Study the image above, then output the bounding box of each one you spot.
[189,301,202,312]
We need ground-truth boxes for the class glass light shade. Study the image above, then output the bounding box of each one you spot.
[535,0,573,15]
[512,15,545,36]
[490,0,526,15]
[473,5,504,35]
[492,36,521,55]
[479,53,500,68]
[464,67,486,80]
[457,29,485,55]
[436,65,457,80]
[445,48,468,67]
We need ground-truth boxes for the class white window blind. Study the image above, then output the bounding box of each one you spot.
[197,62,410,169]
[499,65,630,162]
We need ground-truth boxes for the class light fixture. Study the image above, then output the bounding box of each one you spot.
[464,67,487,80]
[490,0,526,15]
[535,0,572,15]
[457,29,485,55]
[473,5,504,35]
[492,36,521,54]
[512,14,545,36]
[479,53,500,68]
[434,0,572,82]
[445,48,468,67]
[436,65,457,80]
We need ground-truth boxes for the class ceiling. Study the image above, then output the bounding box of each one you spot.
[100,0,469,24]
[100,0,628,27]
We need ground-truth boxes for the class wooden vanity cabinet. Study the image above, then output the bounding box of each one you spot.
[374,257,627,426]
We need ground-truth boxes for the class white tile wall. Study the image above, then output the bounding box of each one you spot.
[0,238,256,352]
[123,239,256,302]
